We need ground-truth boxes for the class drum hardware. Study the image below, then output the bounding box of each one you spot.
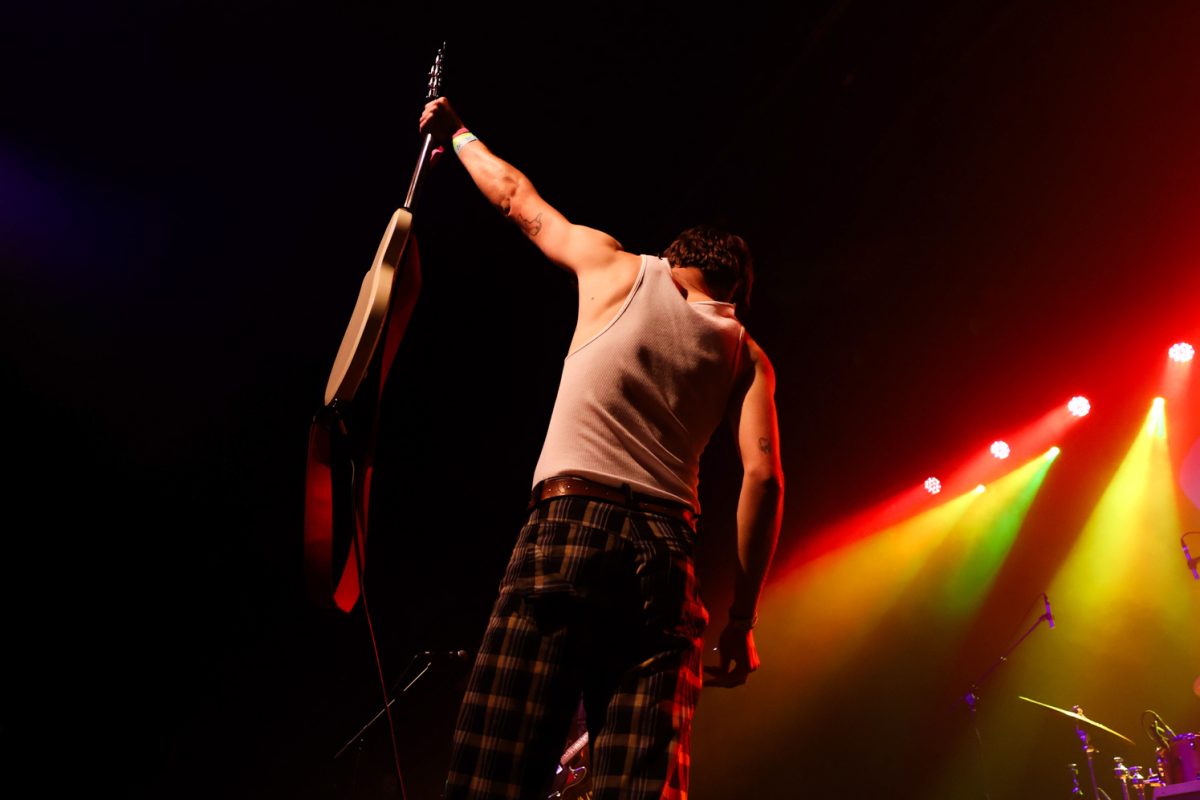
[1019,696,1135,800]
[1140,709,1199,786]
[1124,763,1166,800]
[1129,764,1147,800]
[1112,757,1164,800]
[1114,757,1131,800]
[1158,733,1200,785]
[1019,696,1135,746]
[1144,709,1178,748]
[1069,762,1086,797]
[1078,726,1103,800]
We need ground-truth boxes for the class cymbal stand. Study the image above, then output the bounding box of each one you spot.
[1071,710,1101,800]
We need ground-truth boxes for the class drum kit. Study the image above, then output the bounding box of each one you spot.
[1017,695,1199,800]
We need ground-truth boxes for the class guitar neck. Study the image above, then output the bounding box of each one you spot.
[560,730,589,766]
[403,43,446,212]
[403,133,437,210]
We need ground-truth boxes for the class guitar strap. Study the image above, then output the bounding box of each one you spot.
[305,236,423,613]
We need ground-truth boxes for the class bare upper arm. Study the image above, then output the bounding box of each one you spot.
[503,174,628,275]
[729,336,783,484]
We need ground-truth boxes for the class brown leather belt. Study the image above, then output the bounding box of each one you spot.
[529,475,699,528]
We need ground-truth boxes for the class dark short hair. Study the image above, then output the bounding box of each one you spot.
[662,225,754,306]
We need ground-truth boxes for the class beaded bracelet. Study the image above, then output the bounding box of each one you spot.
[451,127,480,156]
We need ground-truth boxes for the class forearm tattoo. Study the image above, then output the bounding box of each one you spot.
[758,438,771,454]
[516,212,543,237]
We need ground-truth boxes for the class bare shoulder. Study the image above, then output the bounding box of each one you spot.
[743,333,776,382]
[575,247,642,297]
[547,222,632,275]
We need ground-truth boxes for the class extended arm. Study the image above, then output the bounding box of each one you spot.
[419,98,632,277]
[708,336,784,688]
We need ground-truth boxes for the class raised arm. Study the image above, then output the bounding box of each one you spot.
[707,335,784,688]
[419,98,631,277]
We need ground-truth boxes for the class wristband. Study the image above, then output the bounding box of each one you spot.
[451,127,479,156]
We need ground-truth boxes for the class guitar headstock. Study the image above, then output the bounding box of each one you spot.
[426,42,446,101]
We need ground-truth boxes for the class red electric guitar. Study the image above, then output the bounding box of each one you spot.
[548,728,592,800]
[303,44,445,613]
[548,700,593,800]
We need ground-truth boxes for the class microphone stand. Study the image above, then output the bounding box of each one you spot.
[334,651,437,761]
[960,606,1054,800]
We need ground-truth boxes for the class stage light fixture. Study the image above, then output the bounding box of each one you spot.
[1046,446,1061,460]
[1068,396,1091,417]
[924,477,942,495]
[974,484,987,494]
[990,440,1011,459]
[1169,342,1194,363]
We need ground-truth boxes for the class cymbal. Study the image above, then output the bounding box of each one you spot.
[1018,696,1135,744]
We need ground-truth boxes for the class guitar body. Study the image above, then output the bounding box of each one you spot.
[304,44,443,613]
[548,761,592,800]
[547,715,592,800]
[325,207,413,408]
[305,227,422,612]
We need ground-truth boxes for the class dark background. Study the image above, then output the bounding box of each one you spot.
[3,2,1198,798]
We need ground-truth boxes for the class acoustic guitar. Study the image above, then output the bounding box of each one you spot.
[304,44,445,613]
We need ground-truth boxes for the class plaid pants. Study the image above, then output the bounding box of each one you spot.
[445,495,708,800]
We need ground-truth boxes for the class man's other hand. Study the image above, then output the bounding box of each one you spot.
[702,623,760,688]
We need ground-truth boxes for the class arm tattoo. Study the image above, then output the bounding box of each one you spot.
[516,212,543,237]
[758,437,771,454]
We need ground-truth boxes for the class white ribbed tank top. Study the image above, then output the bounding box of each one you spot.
[531,255,747,511]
